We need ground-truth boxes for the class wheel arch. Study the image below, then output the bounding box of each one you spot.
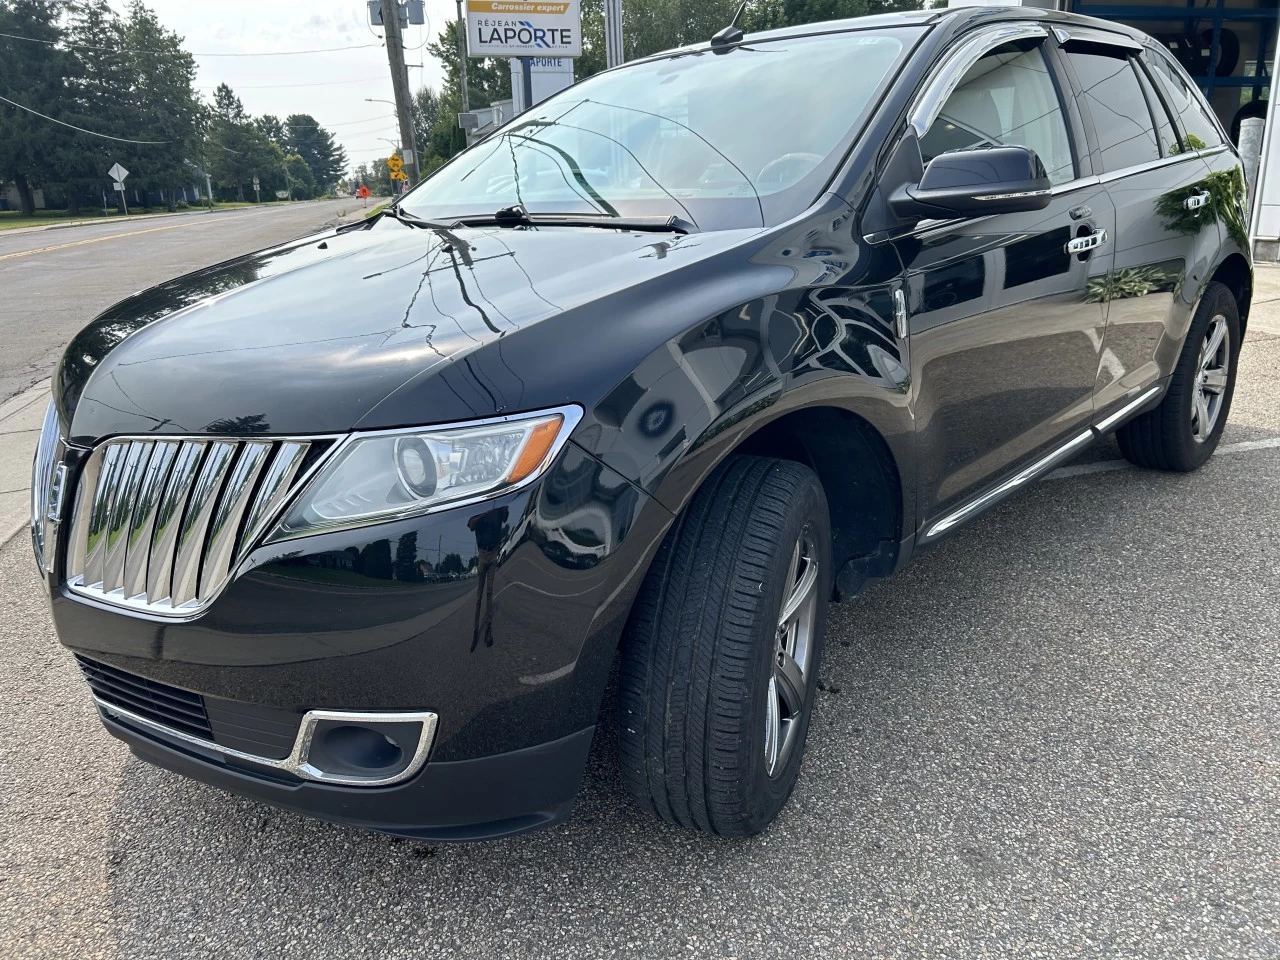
[1207,252,1252,335]
[644,400,912,601]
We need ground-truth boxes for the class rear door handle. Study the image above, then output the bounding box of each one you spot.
[1184,191,1210,211]
[1065,229,1108,255]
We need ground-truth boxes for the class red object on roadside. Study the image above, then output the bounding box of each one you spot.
[357,185,371,199]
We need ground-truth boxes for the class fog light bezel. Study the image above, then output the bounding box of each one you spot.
[290,709,438,787]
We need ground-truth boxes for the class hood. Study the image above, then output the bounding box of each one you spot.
[58,215,766,445]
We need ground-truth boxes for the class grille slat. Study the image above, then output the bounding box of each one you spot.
[239,441,307,557]
[101,442,151,595]
[171,441,237,608]
[121,440,179,600]
[82,674,210,726]
[199,442,271,600]
[66,435,318,616]
[82,442,125,589]
[76,656,214,740]
[146,441,206,605]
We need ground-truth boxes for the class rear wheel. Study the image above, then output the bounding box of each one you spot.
[1116,281,1240,471]
[617,456,831,837]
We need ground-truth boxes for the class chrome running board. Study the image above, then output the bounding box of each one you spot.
[919,385,1162,544]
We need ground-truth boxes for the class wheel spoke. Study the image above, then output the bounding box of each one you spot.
[764,677,781,775]
[1204,319,1226,363]
[774,650,806,716]
[1194,391,1211,436]
[778,555,819,630]
[1202,369,1228,394]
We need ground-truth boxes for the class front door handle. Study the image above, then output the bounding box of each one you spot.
[1065,229,1108,255]
[1184,191,1210,211]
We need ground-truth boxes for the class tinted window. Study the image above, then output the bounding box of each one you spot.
[1068,51,1161,171]
[1146,51,1224,150]
[402,29,917,229]
[921,43,1074,184]
[1134,62,1178,156]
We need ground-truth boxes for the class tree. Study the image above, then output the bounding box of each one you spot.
[283,153,315,199]
[255,114,285,147]
[205,84,280,201]
[0,0,68,216]
[120,1,201,212]
[58,1,130,214]
[284,114,346,192]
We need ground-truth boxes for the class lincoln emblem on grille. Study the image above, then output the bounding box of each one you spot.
[65,437,322,616]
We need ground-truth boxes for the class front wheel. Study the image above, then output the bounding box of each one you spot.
[617,456,831,837]
[1117,281,1240,471]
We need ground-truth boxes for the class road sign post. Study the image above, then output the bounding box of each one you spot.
[108,162,129,216]
[253,176,261,204]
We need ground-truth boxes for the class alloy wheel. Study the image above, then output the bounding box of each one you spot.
[1192,314,1230,443]
[764,529,819,778]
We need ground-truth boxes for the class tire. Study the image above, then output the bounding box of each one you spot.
[617,455,831,837]
[1116,281,1240,472]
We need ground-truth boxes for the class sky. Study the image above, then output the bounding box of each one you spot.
[109,0,462,173]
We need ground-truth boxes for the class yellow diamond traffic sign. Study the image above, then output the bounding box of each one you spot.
[385,154,403,172]
[390,170,408,181]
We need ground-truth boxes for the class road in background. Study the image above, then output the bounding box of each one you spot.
[0,199,361,403]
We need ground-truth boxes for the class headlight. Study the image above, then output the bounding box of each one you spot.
[30,400,64,573]
[270,405,582,539]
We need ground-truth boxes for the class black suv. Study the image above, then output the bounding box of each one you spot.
[32,7,1249,840]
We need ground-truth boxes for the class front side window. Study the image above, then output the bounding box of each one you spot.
[920,42,1074,185]
[401,28,920,230]
[1145,50,1224,151]
[1067,50,1161,172]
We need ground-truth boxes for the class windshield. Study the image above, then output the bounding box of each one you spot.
[401,27,920,231]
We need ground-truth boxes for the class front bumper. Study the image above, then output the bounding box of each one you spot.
[102,702,596,840]
[45,441,669,838]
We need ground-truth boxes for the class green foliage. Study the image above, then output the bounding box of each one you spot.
[0,0,69,215]
[283,153,315,199]
[284,114,347,191]
[0,3,345,211]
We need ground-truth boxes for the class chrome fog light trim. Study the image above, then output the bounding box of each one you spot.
[94,697,438,788]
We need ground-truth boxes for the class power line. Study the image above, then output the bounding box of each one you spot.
[0,92,177,143]
[196,76,391,91]
[0,30,381,57]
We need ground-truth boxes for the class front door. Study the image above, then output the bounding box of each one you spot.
[893,37,1114,531]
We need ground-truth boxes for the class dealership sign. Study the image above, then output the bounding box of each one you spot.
[466,0,581,58]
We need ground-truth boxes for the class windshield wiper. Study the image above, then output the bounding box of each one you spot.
[451,204,697,234]
[382,205,457,230]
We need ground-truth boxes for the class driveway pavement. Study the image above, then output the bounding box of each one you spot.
[0,273,1278,958]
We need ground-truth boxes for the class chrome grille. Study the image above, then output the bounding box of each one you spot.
[66,437,316,616]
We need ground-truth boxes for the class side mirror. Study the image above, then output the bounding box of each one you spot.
[888,145,1052,221]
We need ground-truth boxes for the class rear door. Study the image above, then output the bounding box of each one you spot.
[1054,32,1222,417]
[894,29,1116,536]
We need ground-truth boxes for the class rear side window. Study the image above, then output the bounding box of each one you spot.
[920,42,1075,185]
[1145,51,1224,151]
[1066,50,1161,172]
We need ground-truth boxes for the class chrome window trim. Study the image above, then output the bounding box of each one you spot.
[95,697,439,788]
[1052,26,1143,52]
[908,23,1050,139]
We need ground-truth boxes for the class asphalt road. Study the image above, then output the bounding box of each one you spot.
[0,200,363,404]
[2,238,1280,956]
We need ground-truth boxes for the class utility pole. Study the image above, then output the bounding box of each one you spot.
[604,0,623,68]
[380,0,421,185]
[455,0,471,114]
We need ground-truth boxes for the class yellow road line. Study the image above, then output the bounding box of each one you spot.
[0,210,270,263]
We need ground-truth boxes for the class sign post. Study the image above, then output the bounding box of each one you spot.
[108,162,129,216]
[253,175,261,204]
